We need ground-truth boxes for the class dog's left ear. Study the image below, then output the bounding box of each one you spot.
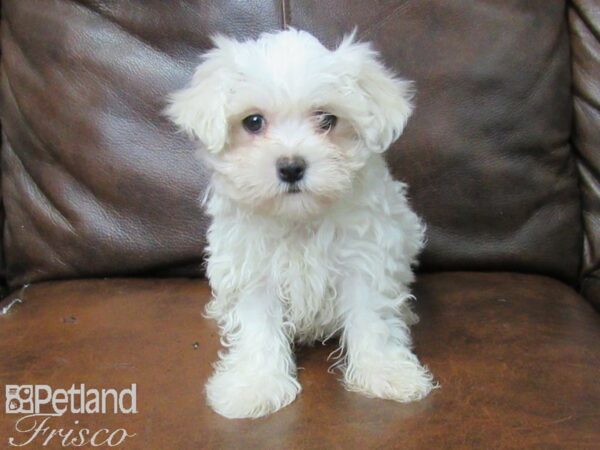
[336,34,414,153]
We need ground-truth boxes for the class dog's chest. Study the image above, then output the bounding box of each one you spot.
[268,225,340,341]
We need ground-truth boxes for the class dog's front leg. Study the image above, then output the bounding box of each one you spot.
[337,276,436,402]
[206,287,300,419]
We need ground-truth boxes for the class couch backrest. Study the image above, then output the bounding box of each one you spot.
[0,0,583,289]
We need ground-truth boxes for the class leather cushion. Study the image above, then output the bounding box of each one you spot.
[0,1,582,287]
[289,0,582,282]
[1,272,599,448]
[0,0,283,287]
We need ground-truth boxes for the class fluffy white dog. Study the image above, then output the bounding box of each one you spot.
[167,29,435,419]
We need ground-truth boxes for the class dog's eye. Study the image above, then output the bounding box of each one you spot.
[315,111,337,132]
[242,114,265,133]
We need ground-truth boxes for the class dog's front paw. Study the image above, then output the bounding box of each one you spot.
[343,354,436,402]
[206,369,301,419]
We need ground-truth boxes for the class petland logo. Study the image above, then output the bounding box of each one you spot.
[5,384,137,447]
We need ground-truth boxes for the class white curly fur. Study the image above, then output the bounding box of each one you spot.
[167,29,436,419]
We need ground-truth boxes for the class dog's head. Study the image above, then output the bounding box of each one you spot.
[166,29,413,218]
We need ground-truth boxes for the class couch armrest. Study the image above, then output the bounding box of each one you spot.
[0,1,7,299]
[570,0,600,310]
[581,275,600,309]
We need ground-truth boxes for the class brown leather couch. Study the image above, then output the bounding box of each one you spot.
[1,1,599,449]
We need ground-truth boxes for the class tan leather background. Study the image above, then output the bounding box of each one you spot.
[0,1,586,290]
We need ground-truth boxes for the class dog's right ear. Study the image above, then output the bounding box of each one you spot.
[165,36,235,154]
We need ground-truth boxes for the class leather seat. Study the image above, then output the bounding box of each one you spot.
[2,272,599,449]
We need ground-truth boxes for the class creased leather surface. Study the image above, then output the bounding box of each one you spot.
[570,0,600,309]
[0,0,282,288]
[0,1,583,286]
[0,273,599,449]
[0,3,6,297]
[290,0,582,282]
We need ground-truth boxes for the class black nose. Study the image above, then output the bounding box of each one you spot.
[276,156,306,184]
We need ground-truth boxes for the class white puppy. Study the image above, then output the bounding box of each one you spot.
[167,29,435,419]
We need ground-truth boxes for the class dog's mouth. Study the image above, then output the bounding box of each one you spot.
[286,184,302,194]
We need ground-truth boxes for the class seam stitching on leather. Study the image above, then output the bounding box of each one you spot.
[358,0,413,39]
[281,0,290,28]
